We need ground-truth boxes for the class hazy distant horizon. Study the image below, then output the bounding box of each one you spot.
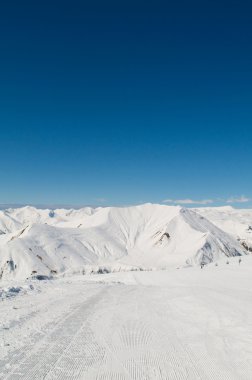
[0,201,251,211]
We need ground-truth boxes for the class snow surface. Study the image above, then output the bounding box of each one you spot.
[0,256,252,379]
[0,204,252,378]
[0,204,249,281]
[194,206,252,247]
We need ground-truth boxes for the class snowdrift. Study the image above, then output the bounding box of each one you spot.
[0,204,248,281]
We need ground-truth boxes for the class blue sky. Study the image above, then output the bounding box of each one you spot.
[0,1,251,207]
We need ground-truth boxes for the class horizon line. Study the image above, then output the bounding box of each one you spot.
[0,202,250,211]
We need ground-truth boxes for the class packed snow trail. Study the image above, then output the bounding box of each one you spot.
[1,263,252,380]
[1,284,207,380]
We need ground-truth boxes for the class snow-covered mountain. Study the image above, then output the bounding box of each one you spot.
[0,204,249,281]
[194,206,252,252]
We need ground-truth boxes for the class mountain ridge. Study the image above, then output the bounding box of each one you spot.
[0,203,249,281]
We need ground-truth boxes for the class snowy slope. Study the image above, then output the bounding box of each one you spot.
[0,204,247,281]
[195,206,252,251]
[1,257,252,379]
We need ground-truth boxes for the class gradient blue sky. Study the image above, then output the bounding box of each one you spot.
[0,1,251,207]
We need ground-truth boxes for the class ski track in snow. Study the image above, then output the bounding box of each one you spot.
[1,265,252,380]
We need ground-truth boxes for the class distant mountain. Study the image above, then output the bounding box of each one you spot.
[0,204,248,281]
[194,206,252,250]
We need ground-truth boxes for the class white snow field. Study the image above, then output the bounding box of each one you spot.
[0,204,250,281]
[0,204,252,379]
[0,257,252,379]
[193,206,252,251]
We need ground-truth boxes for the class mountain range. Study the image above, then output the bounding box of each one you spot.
[0,204,251,281]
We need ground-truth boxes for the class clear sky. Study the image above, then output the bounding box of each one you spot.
[0,1,251,207]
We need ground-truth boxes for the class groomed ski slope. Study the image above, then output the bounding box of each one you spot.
[1,256,252,380]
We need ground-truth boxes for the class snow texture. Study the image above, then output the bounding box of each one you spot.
[0,204,249,281]
[0,256,252,379]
